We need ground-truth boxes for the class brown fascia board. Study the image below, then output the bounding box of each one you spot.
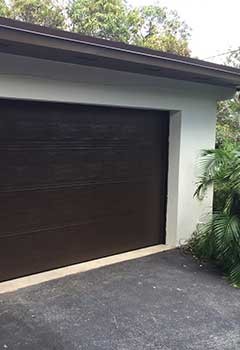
[0,17,239,88]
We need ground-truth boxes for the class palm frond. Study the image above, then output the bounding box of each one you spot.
[229,263,240,287]
[189,144,240,287]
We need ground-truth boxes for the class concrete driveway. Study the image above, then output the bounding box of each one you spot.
[0,249,239,350]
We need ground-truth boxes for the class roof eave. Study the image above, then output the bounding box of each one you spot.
[0,17,239,88]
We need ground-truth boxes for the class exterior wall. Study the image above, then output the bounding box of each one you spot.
[166,106,217,245]
[0,53,235,246]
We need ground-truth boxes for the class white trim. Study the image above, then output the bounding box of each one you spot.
[166,111,182,246]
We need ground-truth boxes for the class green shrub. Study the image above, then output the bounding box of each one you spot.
[189,144,240,287]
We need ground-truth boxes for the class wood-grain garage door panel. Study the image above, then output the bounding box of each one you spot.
[0,100,169,281]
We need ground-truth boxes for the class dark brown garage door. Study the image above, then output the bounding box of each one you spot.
[0,99,169,282]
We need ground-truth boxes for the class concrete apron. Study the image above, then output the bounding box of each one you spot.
[0,244,173,294]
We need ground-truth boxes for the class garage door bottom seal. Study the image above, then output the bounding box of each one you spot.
[0,244,173,294]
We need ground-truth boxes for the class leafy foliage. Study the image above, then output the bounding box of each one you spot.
[8,0,65,28]
[68,0,139,42]
[134,5,190,55]
[1,0,192,55]
[217,97,240,147]
[0,0,9,16]
[216,50,240,147]
[190,145,240,287]
[67,0,191,55]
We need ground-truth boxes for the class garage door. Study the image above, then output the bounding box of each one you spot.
[0,99,169,282]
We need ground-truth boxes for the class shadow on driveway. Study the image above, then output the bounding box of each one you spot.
[0,249,240,350]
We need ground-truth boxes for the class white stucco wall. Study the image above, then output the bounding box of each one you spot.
[0,53,235,246]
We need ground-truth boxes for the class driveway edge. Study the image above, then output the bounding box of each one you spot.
[0,244,174,294]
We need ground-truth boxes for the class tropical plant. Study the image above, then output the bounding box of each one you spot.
[189,144,240,287]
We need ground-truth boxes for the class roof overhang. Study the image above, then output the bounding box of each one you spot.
[0,17,240,89]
